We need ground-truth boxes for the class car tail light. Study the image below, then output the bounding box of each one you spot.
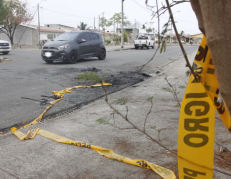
[146,40,147,44]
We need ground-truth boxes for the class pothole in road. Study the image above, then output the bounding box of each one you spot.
[0,69,159,134]
[42,70,155,121]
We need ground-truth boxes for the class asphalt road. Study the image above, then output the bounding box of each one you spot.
[0,45,198,131]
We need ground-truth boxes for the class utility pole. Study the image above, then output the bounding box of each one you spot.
[94,17,95,31]
[38,3,40,47]
[102,12,105,32]
[121,0,124,48]
[170,21,172,45]
[99,15,100,31]
[114,19,115,32]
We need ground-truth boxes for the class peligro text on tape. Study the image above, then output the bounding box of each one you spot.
[11,127,176,179]
[177,36,231,179]
[11,81,176,179]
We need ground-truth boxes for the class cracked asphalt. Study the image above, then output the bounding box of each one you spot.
[0,45,198,131]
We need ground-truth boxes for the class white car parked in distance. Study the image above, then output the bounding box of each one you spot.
[134,35,155,49]
[0,40,11,54]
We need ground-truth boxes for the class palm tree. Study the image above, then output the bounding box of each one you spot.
[77,22,91,30]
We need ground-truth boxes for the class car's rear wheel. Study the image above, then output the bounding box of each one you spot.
[147,46,149,49]
[135,46,138,49]
[3,52,9,55]
[68,51,78,64]
[141,47,143,49]
[98,49,106,60]
[45,60,53,64]
[152,45,154,49]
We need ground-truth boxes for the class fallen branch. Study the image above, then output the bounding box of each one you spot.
[0,167,19,179]
[101,82,231,177]
[101,84,177,155]
[164,76,181,106]
[215,140,230,152]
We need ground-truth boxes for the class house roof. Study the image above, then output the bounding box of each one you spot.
[116,28,136,30]
[19,24,78,33]
[19,24,37,29]
[191,33,203,38]
[45,24,75,28]
[40,28,66,33]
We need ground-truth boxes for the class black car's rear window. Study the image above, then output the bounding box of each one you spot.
[138,36,148,39]
[79,33,90,41]
[91,33,99,40]
[54,33,79,41]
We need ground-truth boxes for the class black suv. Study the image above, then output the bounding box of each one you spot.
[41,31,106,64]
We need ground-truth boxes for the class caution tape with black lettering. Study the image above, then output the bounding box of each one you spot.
[11,82,177,179]
[178,36,231,179]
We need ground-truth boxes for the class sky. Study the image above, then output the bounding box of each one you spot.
[27,0,201,35]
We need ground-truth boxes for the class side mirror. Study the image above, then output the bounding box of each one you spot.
[78,39,86,43]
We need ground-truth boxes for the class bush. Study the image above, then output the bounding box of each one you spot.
[112,34,120,45]
[105,39,111,44]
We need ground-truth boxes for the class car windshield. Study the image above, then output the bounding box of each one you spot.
[54,33,79,41]
[138,36,148,39]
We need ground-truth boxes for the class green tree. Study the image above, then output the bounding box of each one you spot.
[110,13,131,32]
[0,0,32,45]
[141,24,146,31]
[0,0,7,23]
[99,17,112,40]
[47,34,53,40]
[112,34,120,45]
[77,22,91,30]
[123,30,131,43]
[146,27,152,34]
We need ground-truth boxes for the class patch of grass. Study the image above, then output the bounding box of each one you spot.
[77,72,107,83]
[96,117,110,125]
[162,87,173,93]
[112,98,128,105]
[174,105,181,107]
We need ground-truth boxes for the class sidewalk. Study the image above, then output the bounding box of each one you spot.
[0,50,229,179]
[106,44,134,52]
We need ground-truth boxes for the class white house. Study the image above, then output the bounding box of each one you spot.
[0,24,80,46]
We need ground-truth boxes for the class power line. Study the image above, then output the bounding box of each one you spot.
[47,19,95,24]
[40,7,94,19]
[161,16,197,25]
[131,0,151,14]
[175,18,197,25]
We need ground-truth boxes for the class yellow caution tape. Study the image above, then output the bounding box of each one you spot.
[178,73,215,178]
[10,81,176,178]
[23,82,112,127]
[191,37,231,132]
[11,128,176,179]
[178,36,231,178]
